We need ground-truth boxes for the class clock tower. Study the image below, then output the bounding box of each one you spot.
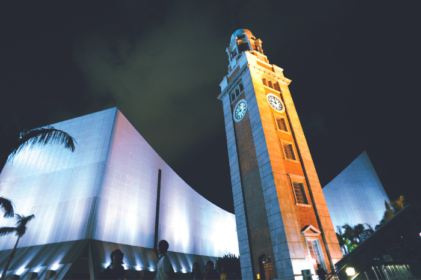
[218,29,342,280]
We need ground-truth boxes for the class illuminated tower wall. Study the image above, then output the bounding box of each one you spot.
[0,108,238,278]
[323,151,390,230]
[218,30,342,280]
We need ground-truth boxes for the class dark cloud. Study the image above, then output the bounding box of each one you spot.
[72,1,234,164]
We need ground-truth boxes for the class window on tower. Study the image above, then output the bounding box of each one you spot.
[239,82,244,92]
[274,82,280,91]
[231,91,236,102]
[268,81,273,88]
[235,87,240,97]
[283,142,296,161]
[230,81,245,103]
[275,117,288,132]
[238,42,250,53]
[262,78,267,86]
[292,182,308,204]
[231,49,237,60]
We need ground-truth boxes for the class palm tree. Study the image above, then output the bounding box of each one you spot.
[352,224,365,244]
[342,224,357,244]
[362,223,375,241]
[375,196,406,230]
[391,195,405,213]
[0,197,14,218]
[339,223,368,253]
[0,214,35,279]
[0,126,76,174]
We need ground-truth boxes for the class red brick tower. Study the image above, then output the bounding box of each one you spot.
[218,29,342,280]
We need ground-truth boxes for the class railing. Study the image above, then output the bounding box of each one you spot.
[325,263,417,280]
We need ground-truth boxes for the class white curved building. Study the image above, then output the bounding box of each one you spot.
[0,108,238,280]
[323,151,390,231]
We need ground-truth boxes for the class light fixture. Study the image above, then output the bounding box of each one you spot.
[51,263,60,271]
[16,267,25,275]
[346,267,355,276]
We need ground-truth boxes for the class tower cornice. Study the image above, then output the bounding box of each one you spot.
[218,53,291,101]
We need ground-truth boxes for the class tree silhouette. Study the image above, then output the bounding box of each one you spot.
[216,253,241,280]
[0,214,35,279]
[337,223,375,254]
[0,197,14,218]
[375,195,406,230]
[0,126,76,173]
[336,226,348,254]
[362,223,375,241]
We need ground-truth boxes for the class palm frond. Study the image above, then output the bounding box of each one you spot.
[0,197,14,218]
[16,214,35,228]
[0,227,17,236]
[15,214,35,237]
[8,126,76,160]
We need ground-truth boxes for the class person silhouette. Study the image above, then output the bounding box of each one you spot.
[316,264,326,280]
[97,249,125,280]
[156,240,175,280]
[191,262,203,280]
[204,261,219,280]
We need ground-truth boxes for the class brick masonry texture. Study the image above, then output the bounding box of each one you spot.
[221,50,343,279]
[222,92,254,280]
[232,92,278,279]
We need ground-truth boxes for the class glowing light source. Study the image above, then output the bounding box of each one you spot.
[33,268,40,273]
[149,267,155,272]
[16,267,25,275]
[346,267,356,276]
[51,263,60,271]
[136,266,142,271]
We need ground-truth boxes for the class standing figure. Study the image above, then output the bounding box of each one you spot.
[191,262,203,280]
[220,265,230,280]
[97,249,125,280]
[204,261,219,280]
[316,264,327,280]
[156,240,174,280]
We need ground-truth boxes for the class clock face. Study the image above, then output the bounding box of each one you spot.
[266,93,285,112]
[233,100,248,122]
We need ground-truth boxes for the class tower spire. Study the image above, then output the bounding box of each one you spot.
[226,29,265,73]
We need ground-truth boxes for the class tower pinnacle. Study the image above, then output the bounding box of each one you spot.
[226,29,264,72]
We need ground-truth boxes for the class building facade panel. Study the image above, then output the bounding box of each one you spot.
[0,109,115,250]
[0,108,238,261]
[323,151,390,230]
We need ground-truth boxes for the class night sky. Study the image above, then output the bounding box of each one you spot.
[1,1,420,213]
